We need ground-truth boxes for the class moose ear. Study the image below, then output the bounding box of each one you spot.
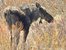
[36,2,41,8]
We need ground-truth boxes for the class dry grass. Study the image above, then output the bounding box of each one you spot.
[0,0,66,50]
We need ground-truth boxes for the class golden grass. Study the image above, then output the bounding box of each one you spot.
[0,0,66,50]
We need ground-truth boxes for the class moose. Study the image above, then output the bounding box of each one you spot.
[4,3,54,50]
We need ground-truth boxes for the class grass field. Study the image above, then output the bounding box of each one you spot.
[0,0,66,50]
